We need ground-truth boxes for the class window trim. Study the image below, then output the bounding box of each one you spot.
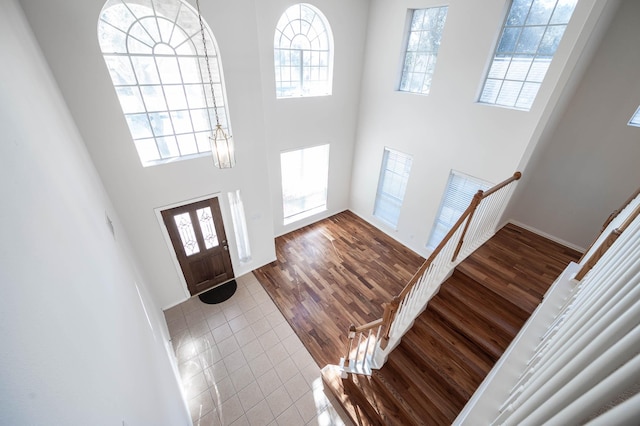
[628,106,640,128]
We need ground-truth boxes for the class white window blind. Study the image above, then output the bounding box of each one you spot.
[628,106,640,127]
[374,148,413,228]
[427,171,492,249]
[280,144,330,225]
[479,0,578,111]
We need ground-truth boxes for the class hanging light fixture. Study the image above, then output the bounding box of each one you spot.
[196,0,235,169]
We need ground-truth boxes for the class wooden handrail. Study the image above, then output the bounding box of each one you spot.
[603,186,640,229]
[482,171,522,198]
[397,171,522,301]
[578,185,640,263]
[353,318,384,333]
[575,202,640,280]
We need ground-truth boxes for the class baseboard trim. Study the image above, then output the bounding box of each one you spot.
[502,219,586,253]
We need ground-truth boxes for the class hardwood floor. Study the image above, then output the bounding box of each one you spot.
[254,212,582,425]
[253,210,425,368]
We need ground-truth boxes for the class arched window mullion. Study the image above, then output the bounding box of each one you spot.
[166,2,182,46]
[147,0,164,45]
[122,2,159,47]
[173,30,199,51]
[99,0,231,166]
[274,3,332,99]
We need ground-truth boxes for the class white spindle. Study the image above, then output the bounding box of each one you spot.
[518,328,640,426]
[500,292,640,416]
[544,353,640,426]
[584,388,640,426]
[362,329,372,371]
[345,174,521,376]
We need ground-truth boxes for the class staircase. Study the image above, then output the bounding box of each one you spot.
[322,223,582,425]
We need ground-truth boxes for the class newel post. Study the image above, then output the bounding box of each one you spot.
[380,297,400,349]
[452,190,483,262]
[343,324,356,367]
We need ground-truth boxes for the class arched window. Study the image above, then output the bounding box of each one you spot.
[274,3,333,99]
[98,0,231,167]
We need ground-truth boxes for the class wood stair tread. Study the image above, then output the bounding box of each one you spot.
[438,272,525,337]
[389,339,470,409]
[401,319,485,400]
[456,258,540,314]
[427,292,512,361]
[317,223,582,426]
[414,310,495,379]
[374,356,456,425]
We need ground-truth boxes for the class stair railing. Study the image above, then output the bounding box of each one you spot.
[339,171,522,377]
[484,188,640,426]
[575,186,640,280]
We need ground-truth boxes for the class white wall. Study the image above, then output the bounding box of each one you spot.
[0,1,189,424]
[349,0,612,257]
[18,0,369,308]
[254,0,370,237]
[18,0,277,309]
[504,0,640,249]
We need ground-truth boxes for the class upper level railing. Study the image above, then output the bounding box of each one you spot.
[339,172,522,376]
[575,186,640,280]
[455,184,640,425]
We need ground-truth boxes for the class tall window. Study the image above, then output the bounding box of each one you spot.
[98,0,231,167]
[399,7,448,95]
[274,3,333,98]
[479,0,578,111]
[628,106,640,128]
[374,148,413,228]
[427,171,492,249]
[280,144,330,225]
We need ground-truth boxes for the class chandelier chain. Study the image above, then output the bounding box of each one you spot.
[195,0,221,126]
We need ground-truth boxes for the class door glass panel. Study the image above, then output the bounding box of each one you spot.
[197,207,219,249]
[173,212,200,256]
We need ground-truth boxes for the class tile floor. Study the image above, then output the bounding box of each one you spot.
[163,273,353,426]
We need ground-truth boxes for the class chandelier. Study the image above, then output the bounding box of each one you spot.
[195,0,235,168]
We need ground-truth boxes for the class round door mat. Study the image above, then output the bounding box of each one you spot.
[198,280,237,304]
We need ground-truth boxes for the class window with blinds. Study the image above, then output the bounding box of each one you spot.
[374,148,413,228]
[478,0,578,111]
[427,170,492,249]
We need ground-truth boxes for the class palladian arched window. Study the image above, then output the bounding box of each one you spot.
[274,3,333,99]
[98,0,231,166]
